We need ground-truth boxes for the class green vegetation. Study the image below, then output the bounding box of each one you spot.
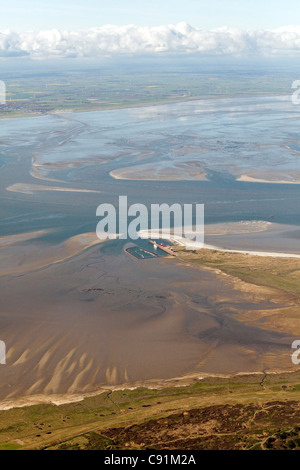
[0,371,300,450]
[0,68,295,118]
[175,247,300,297]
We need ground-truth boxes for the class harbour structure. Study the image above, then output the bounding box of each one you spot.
[149,240,177,257]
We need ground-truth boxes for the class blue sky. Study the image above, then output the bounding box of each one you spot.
[1,0,299,31]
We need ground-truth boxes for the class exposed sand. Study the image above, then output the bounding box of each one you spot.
[138,226,300,258]
[110,162,208,181]
[0,241,294,404]
[202,243,300,258]
[0,368,295,411]
[237,174,300,184]
[6,183,101,195]
[0,232,106,276]
[203,220,272,236]
[175,248,300,347]
[176,239,300,258]
[0,230,52,247]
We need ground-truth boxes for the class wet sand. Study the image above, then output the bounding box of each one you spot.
[110,161,208,181]
[237,174,300,184]
[204,222,300,255]
[6,183,101,195]
[140,222,300,256]
[0,231,106,276]
[0,237,296,403]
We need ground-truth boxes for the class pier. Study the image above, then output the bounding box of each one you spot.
[149,240,177,256]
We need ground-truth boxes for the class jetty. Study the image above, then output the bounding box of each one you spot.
[149,240,177,257]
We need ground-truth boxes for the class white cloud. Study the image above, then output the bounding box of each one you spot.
[1,23,300,59]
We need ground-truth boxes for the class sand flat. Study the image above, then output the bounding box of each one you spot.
[0,232,106,276]
[0,241,296,403]
[6,183,101,194]
[237,174,300,184]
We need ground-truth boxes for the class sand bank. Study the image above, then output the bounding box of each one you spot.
[110,162,208,181]
[138,224,300,258]
[6,183,101,195]
[0,230,53,247]
[0,232,106,276]
[237,174,300,184]
[177,239,300,259]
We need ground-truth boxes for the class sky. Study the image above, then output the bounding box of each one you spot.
[1,1,300,60]
[1,0,299,31]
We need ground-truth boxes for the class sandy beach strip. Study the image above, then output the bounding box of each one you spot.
[6,183,101,195]
[237,174,300,184]
[175,238,300,259]
[0,368,296,410]
[109,164,208,181]
[137,229,300,258]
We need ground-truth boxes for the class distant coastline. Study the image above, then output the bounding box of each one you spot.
[0,91,290,121]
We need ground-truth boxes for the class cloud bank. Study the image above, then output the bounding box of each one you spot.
[1,23,300,59]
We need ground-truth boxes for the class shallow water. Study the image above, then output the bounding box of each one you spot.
[1,96,300,242]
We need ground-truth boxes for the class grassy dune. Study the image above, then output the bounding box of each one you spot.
[0,371,300,450]
[175,247,300,297]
